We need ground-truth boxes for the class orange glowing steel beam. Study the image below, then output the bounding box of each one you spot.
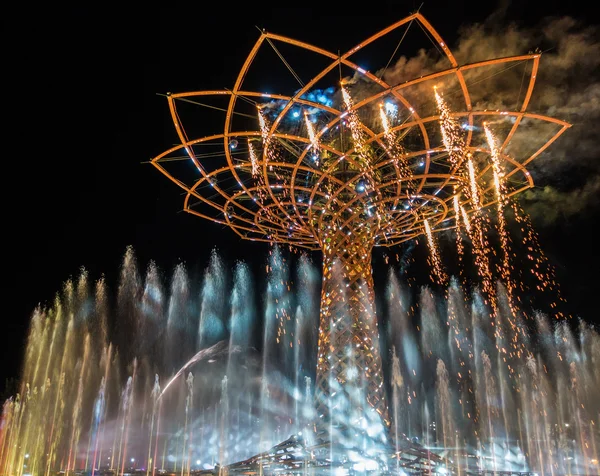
[152,13,570,253]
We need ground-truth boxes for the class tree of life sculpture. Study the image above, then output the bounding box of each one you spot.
[151,12,569,436]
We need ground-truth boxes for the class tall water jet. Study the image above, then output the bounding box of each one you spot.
[390,346,405,473]
[292,254,319,424]
[386,268,420,438]
[225,260,255,445]
[259,246,292,448]
[87,376,106,475]
[479,351,498,472]
[115,363,136,476]
[4,223,600,476]
[66,333,91,473]
[198,250,227,350]
[141,261,165,373]
[117,247,142,366]
[180,372,194,476]
[228,261,254,354]
[166,263,192,375]
[420,287,446,363]
[386,268,420,383]
[435,359,456,473]
[218,375,229,468]
[146,374,160,476]
[94,344,113,475]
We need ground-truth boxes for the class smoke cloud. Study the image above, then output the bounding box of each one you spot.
[352,11,600,226]
[450,15,600,226]
[519,174,600,226]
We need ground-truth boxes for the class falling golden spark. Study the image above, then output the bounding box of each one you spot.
[378,104,411,188]
[258,107,271,148]
[379,103,392,139]
[460,205,471,234]
[466,156,480,210]
[341,86,369,163]
[248,140,259,177]
[435,90,497,310]
[257,105,283,189]
[462,153,495,308]
[424,218,447,285]
[304,112,320,154]
[464,207,496,310]
[511,201,568,319]
[254,108,294,226]
[484,124,516,315]
[453,194,464,267]
[474,217,496,311]
[435,87,464,167]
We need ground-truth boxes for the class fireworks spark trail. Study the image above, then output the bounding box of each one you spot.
[249,112,271,205]
[463,155,496,309]
[248,140,259,177]
[304,112,320,155]
[463,206,496,312]
[378,102,400,174]
[435,87,465,167]
[511,201,567,319]
[484,124,517,318]
[473,217,496,311]
[254,108,296,227]
[433,89,535,369]
[435,93,495,311]
[258,107,271,150]
[424,219,447,285]
[453,194,465,271]
[339,86,395,235]
[379,103,411,186]
[434,88,498,307]
[257,108,281,188]
[341,86,370,165]
[379,103,392,139]
[460,205,471,234]
[466,156,480,210]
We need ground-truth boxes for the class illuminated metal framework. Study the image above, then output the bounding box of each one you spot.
[196,434,447,474]
[152,13,569,429]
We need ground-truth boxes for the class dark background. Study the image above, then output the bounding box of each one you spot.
[2,0,599,394]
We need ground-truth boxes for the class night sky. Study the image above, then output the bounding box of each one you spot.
[3,1,599,395]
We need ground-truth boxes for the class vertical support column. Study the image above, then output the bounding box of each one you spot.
[315,231,389,433]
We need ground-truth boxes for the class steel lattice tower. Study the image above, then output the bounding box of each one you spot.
[151,13,569,434]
